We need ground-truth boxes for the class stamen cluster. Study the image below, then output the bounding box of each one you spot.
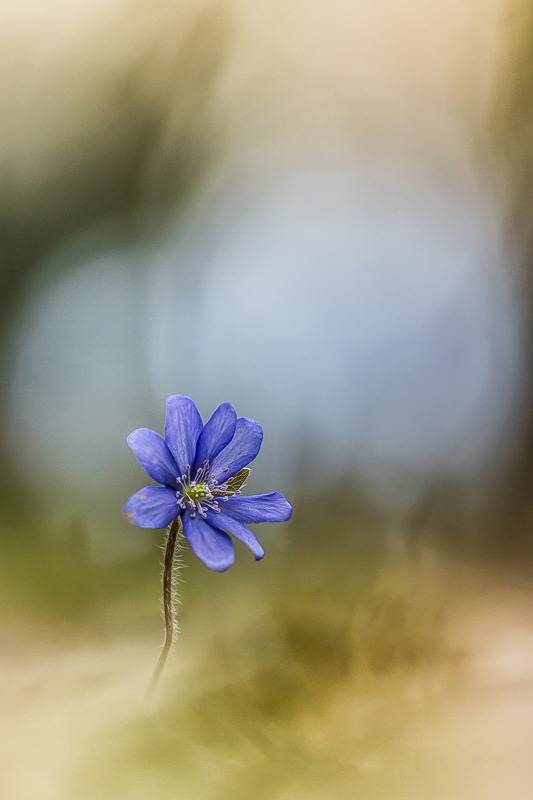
[175,460,240,519]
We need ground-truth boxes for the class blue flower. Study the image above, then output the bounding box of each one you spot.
[123,395,292,572]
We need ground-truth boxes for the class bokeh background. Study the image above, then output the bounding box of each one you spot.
[1,0,533,797]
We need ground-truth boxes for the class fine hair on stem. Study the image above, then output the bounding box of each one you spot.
[148,516,183,695]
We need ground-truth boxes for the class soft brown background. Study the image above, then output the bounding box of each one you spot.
[1,1,533,797]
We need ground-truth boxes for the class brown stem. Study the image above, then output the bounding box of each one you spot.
[148,515,182,695]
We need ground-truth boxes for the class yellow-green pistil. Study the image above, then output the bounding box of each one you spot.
[187,483,209,501]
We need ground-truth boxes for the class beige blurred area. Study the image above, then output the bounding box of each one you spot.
[2,512,533,799]
[1,0,533,798]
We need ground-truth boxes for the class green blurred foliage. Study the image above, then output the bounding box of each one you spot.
[0,492,461,799]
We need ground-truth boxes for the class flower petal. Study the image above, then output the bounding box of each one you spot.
[206,510,265,560]
[218,492,292,524]
[164,395,203,476]
[210,417,263,482]
[123,487,179,528]
[182,511,235,572]
[127,428,179,488]
[194,402,237,470]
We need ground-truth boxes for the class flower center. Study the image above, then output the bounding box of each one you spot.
[175,462,248,520]
[187,483,209,501]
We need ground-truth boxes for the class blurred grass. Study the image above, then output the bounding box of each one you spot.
[0,493,519,799]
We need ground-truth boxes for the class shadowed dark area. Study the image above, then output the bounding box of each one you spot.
[487,0,533,557]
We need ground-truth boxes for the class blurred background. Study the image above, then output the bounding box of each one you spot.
[1,0,533,797]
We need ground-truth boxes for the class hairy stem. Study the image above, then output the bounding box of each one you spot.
[148,515,182,695]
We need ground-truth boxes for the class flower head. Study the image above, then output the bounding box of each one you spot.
[123,395,292,571]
